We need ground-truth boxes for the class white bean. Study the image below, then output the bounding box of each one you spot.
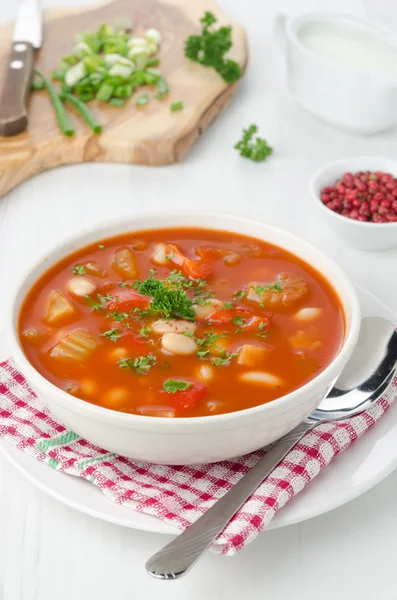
[67,277,96,298]
[206,400,225,413]
[194,299,223,320]
[161,332,198,355]
[239,371,283,387]
[101,387,130,409]
[151,243,168,265]
[151,319,197,335]
[196,364,214,382]
[108,347,129,361]
[294,307,323,322]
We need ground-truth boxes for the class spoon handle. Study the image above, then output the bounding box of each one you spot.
[146,420,316,579]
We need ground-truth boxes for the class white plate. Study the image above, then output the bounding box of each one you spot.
[1,284,397,535]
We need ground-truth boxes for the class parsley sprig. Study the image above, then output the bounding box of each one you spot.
[133,275,195,321]
[163,380,192,393]
[184,12,242,84]
[234,125,273,162]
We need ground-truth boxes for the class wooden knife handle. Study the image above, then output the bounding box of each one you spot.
[0,42,34,137]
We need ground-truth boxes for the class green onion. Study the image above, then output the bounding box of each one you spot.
[170,101,183,112]
[34,69,75,137]
[135,92,149,106]
[96,82,114,102]
[147,57,160,67]
[110,98,125,107]
[155,77,168,100]
[31,78,44,91]
[61,91,102,134]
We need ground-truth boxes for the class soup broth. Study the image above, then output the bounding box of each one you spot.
[19,228,345,417]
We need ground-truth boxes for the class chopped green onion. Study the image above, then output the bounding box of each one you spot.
[147,57,160,67]
[110,98,125,107]
[96,82,114,102]
[155,77,168,100]
[61,91,102,134]
[135,92,149,106]
[31,78,44,91]
[170,101,183,112]
[34,69,75,137]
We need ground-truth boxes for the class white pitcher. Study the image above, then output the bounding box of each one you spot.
[276,12,397,135]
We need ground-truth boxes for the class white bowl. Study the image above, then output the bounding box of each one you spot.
[6,213,361,465]
[310,157,397,251]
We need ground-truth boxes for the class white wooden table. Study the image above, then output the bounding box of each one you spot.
[1,0,397,598]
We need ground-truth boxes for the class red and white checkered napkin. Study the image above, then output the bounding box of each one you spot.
[1,358,396,555]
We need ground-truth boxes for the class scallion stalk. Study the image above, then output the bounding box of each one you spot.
[34,69,75,137]
[61,91,102,134]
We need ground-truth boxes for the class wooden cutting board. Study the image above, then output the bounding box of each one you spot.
[0,0,247,198]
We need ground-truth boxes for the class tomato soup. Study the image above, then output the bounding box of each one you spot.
[19,228,345,417]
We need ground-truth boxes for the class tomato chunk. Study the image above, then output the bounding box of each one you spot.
[167,244,213,280]
[164,382,208,410]
[207,307,251,325]
[106,289,151,312]
[208,308,270,333]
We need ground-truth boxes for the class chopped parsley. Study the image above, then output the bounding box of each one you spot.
[252,282,281,295]
[197,349,210,360]
[256,321,268,338]
[163,380,192,393]
[118,282,129,288]
[98,244,105,249]
[184,12,241,84]
[134,275,195,320]
[195,331,226,348]
[234,125,273,162]
[232,316,244,326]
[181,330,194,337]
[109,312,129,322]
[85,293,109,311]
[73,264,86,275]
[101,328,121,342]
[212,351,238,367]
[165,249,175,260]
[223,302,233,309]
[97,293,112,303]
[139,326,151,338]
[118,353,157,375]
[233,289,246,300]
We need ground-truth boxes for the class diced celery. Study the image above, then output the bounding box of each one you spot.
[49,329,98,363]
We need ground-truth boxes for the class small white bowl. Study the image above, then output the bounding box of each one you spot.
[310,157,397,251]
[7,212,361,465]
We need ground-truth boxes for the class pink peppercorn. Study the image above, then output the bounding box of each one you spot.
[320,170,397,224]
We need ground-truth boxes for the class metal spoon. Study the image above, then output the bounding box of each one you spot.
[146,317,397,579]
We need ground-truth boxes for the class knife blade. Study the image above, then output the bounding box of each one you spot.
[0,0,42,137]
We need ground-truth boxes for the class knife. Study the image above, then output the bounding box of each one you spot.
[0,0,42,137]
